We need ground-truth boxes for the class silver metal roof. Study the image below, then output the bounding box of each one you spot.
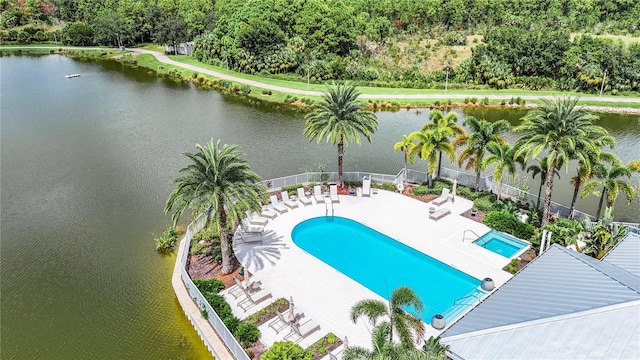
[441,235,640,360]
[603,232,640,278]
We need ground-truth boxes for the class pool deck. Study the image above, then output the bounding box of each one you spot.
[226,189,515,354]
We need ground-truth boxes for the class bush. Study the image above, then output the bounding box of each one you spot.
[193,278,225,294]
[473,197,494,212]
[374,182,397,191]
[203,292,232,320]
[261,341,312,360]
[154,227,179,251]
[281,184,304,195]
[502,259,520,274]
[234,322,260,348]
[483,211,535,240]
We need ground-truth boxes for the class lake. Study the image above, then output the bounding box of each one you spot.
[1,55,638,359]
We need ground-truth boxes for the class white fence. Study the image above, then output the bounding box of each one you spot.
[178,214,251,360]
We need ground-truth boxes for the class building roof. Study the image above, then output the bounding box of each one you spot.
[441,234,640,360]
[603,232,640,278]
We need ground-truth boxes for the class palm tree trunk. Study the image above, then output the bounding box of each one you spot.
[437,151,443,179]
[403,153,408,184]
[536,179,543,210]
[218,204,235,275]
[541,159,557,227]
[497,180,503,200]
[475,170,481,190]
[595,188,606,219]
[337,137,344,188]
[568,181,580,219]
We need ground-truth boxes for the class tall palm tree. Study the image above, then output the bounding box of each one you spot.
[164,139,265,274]
[458,116,511,190]
[394,135,413,185]
[580,159,636,219]
[350,286,425,348]
[627,160,640,194]
[422,110,466,178]
[482,141,517,199]
[514,96,607,226]
[567,150,616,219]
[343,326,446,360]
[304,82,379,187]
[407,125,456,188]
[526,156,560,210]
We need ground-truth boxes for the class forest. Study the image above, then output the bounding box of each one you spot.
[2,0,639,93]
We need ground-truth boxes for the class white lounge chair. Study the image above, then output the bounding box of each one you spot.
[281,191,299,209]
[245,210,268,226]
[296,187,312,206]
[313,185,325,204]
[429,207,451,221]
[260,207,278,219]
[284,319,320,343]
[268,310,290,334]
[270,195,288,214]
[329,184,340,203]
[238,287,272,312]
[230,276,247,299]
[432,188,450,206]
[362,176,371,197]
[236,223,264,244]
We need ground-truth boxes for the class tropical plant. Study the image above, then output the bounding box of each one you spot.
[628,160,640,194]
[407,124,456,188]
[581,207,629,259]
[526,156,560,210]
[154,226,179,251]
[164,139,266,274]
[580,158,637,219]
[304,82,379,187]
[394,135,413,185]
[458,116,511,190]
[344,324,446,360]
[482,141,517,199]
[261,341,313,360]
[350,286,425,348]
[422,110,466,178]
[514,96,608,226]
[422,336,450,358]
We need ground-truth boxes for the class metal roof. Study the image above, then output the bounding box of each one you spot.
[603,232,640,278]
[441,234,640,360]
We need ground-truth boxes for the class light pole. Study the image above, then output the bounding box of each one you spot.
[599,68,608,97]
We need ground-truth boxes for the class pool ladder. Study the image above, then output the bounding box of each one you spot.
[462,229,481,242]
[325,200,334,217]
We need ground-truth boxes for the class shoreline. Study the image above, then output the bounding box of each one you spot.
[3,46,640,115]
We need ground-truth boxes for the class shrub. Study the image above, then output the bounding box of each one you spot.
[483,210,535,240]
[261,341,312,360]
[234,322,260,348]
[455,186,473,198]
[240,84,251,94]
[473,197,494,212]
[193,278,225,294]
[154,227,179,251]
[502,259,520,274]
[374,182,397,191]
[203,292,232,320]
[281,184,304,195]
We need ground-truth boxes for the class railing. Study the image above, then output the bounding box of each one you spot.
[178,214,251,360]
[259,171,397,191]
[462,229,481,242]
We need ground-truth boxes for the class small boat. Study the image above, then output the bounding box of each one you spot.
[65,74,81,78]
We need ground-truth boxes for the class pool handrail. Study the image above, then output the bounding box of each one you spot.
[462,229,481,242]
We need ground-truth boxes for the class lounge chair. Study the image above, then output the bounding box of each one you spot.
[313,185,325,204]
[281,191,299,209]
[296,187,312,206]
[260,208,278,219]
[270,195,288,214]
[268,310,291,334]
[236,223,264,244]
[429,207,451,221]
[284,319,320,343]
[362,176,371,197]
[432,188,450,206]
[245,210,268,226]
[329,184,340,203]
[238,286,272,312]
[230,276,247,299]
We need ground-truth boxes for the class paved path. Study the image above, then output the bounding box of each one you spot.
[4,46,640,106]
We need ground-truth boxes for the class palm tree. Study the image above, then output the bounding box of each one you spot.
[422,110,466,178]
[344,326,446,360]
[514,96,607,226]
[567,150,616,219]
[458,116,511,190]
[394,135,413,185]
[482,141,517,199]
[407,125,456,188]
[526,156,560,210]
[304,82,379,187]
[164,139,265,274]
[627,160,640,194]
[580,158,636,219]
[582,207,629,259]
[350,286,425,348]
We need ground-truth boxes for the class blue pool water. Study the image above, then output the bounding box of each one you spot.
[292,217,484,322]
[473,230,528,258]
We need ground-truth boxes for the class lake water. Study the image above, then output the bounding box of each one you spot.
[1,55,638,358]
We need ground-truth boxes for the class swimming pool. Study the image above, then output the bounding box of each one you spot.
[292,217,485,323]
[473,230,529,258]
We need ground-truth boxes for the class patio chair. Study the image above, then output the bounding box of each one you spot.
[270,195,288,214]
[432,188,450,206]
[313,185,325,204]
[284,319,320,343]
[245,210,268,226]
[236,223,264,244]
[268,310,291,334]
[260,207,278,219]
[362,176,371,197]
[281,191,299,209]
[230,276,247,299]
[296,187,312,206]
[238,286,272,312]
[429,207,451,221]
[329,184,340,203]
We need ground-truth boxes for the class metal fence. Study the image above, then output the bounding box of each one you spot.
[178,214,251,360]
[259,171,398,191]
